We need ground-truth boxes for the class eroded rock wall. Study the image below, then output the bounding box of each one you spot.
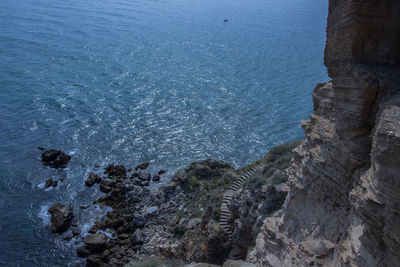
[249,1,400,266]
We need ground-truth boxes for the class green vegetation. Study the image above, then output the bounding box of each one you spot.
[246,139,301,205]
[174,140,301,225]
[178,162,235,221]
[240,159,263,172]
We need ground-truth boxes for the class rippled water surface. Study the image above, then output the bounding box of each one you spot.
[0,0,328,265]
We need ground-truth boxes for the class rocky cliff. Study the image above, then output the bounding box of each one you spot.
[249,1,400,266]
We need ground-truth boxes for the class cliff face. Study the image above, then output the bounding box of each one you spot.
[249,1,400,266]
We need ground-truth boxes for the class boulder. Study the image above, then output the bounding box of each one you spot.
[130,172,140,178]
[132,213,146,227]
[146,206,159,216]
[76,246,92,258]
[138,173,151,181]
[41,149,71,168]
[99,179,115,193]
[131,228,144,245]
[152,175,160,182]
[86,255,104,267]
[45,178,53,189]
[104,165,126,178]
[135,162,149,170]
[157,170,166,175]
[85,172,101,187]
[48,203,73,233]
[83,233,108,252]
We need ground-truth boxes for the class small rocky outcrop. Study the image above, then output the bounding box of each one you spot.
[135,162,149,170]
[41,149,71,168]
[104,165,126,178]
[85,172,101,187]
[83,233,108,253]
[48,203,73,233]
[75,152,298,266]
[44,178,56,188]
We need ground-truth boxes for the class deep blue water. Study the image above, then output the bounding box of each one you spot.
[0,0,328,265]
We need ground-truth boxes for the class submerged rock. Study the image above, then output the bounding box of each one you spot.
[48,203,73,233]
[41,149,71,168]
[44,178,53,189]
[135,162,149,170]
[85,172,101,187]
[152,174,160,182]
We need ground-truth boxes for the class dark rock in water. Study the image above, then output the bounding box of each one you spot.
[99,184,112,193]
[104,165,126,178]
[76,246,92,258]
[80,205,90,210]
[72,229,81,236]
[140,180,149,187]
[41,149,71,168]
[86,255,104,267]
[94,164,100,168]
[48,203,74,233]
[45,178,53,189]
[127,168,132,172]
[37,146,45,151]
[130,172,140,178]
[52,180,58,188]
[135,162,149,171]
[133,178,149,187]
[83,233,107,252]
[224,19,228,22]
[85,172,101,187]
[138,173,151,181]
[157,170,166,175]
[63,234,73,241]
[99,179,115,193]
[152,175,160,182]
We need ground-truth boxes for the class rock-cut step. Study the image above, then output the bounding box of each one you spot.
[219,164,260,240]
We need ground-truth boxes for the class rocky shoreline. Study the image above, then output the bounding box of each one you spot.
[41,140,300,266]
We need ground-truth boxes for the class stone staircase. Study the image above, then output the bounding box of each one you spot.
[219,165,260,240]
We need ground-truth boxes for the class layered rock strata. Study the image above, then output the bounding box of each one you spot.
[249,1,400,266]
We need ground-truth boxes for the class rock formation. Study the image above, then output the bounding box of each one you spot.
[48,203,74,233]
[249,0,400,266]
[41,149,71,168]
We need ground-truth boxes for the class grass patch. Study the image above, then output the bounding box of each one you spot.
[241,159,262,172]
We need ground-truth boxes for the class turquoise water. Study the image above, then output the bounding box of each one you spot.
[0,0,328,265]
